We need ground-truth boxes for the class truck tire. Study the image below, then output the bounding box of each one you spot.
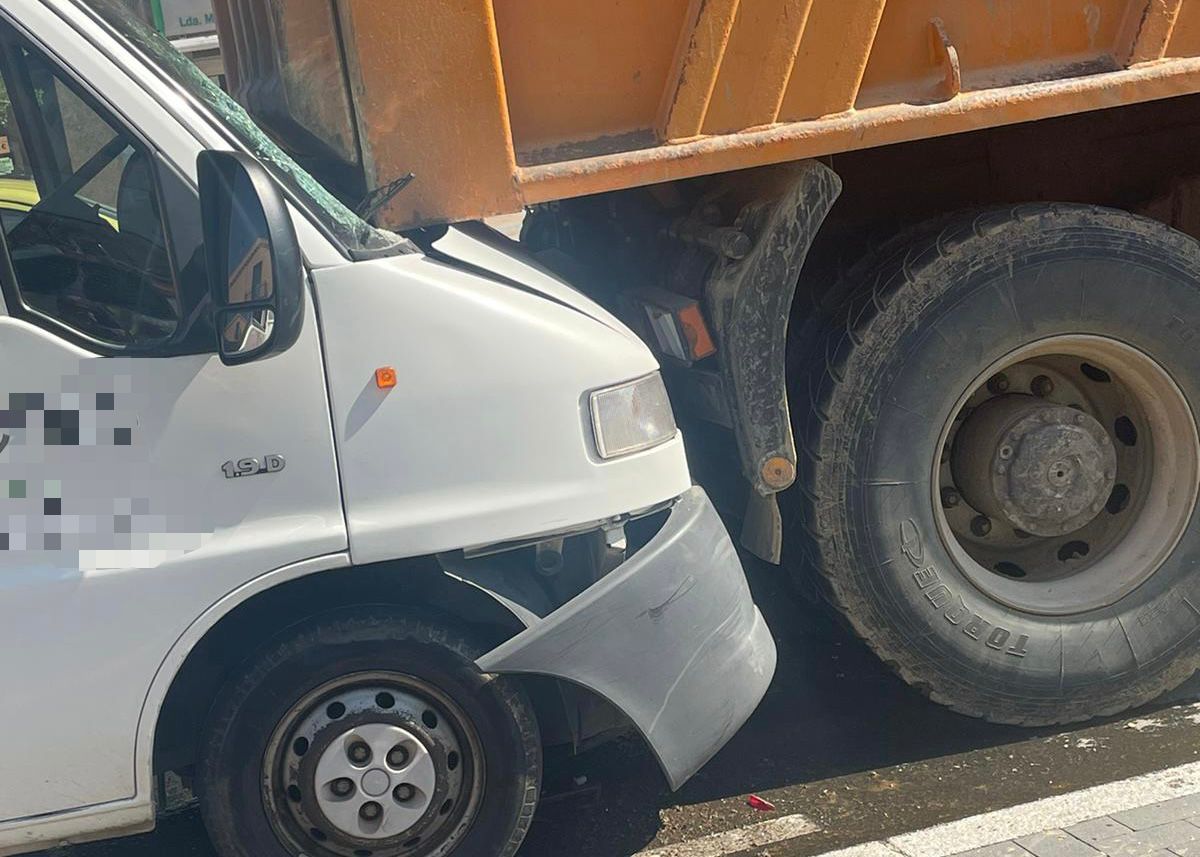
[788,204,1200,725]
[198,609,541,857]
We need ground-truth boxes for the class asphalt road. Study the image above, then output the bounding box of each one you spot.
[52,558,1200,857]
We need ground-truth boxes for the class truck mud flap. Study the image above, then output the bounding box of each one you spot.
[706,160,841,561]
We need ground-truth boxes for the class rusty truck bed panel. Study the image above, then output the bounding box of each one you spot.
[214,0,1200,229]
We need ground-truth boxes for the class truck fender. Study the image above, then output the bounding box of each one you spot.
[705,159,842,562]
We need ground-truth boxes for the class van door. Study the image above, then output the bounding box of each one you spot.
[0,18,345,821]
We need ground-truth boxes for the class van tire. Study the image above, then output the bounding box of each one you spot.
[787,204,1200,725]
[197,609,541,857]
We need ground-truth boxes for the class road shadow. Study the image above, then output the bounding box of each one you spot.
[518,554,1200,856]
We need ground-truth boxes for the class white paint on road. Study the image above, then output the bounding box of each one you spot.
[1122,716,1166,732]
[635,814,820,857]
[812,845,906,857]
[808,759,1200,857]
[636,759,1200,857]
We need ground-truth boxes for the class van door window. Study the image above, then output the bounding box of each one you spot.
[0,32,182,349]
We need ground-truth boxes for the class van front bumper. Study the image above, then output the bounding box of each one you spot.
[476,486,776,789]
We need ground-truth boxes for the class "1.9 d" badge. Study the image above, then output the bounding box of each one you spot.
[221,455,286,479]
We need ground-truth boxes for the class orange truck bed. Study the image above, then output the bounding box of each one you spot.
[213,0,1200,229]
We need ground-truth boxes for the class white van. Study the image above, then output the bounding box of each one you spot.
[0,2,776,855]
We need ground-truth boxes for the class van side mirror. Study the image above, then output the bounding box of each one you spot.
[198,151,304,365]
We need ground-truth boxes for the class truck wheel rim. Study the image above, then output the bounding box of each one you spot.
[932,335,1199,616]
[262,671,484,857]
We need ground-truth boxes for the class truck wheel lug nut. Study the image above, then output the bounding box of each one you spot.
[331,778,355,797]
[971,515,993,537]
[941,487,961,508]
[387,745,410,768]
[360,801,382,821]
[987,373,1010,394]
[393,783,416,803]
[1031,375,1054,397]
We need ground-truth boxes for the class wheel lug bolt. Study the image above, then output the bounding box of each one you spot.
[394,783,416,803]
[987,373,1010,394]
[971,515,992,537]
[348,742,371,765]
[387,745,410,768]
[331,778,355,797]
[1031,375,1054,397]
[360,801,382,821]
[941,487,960,508]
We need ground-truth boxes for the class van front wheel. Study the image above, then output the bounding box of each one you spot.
[198,610,541,857]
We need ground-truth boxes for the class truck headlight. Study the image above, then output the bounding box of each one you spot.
[589,372,678,459]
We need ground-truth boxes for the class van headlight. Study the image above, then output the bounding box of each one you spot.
[589,372,678,459]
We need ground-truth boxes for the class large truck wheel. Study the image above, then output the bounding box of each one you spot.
[198,610,541,857]
[790,205,1200,724]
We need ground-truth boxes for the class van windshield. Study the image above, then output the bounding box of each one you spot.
[74,0,410,258]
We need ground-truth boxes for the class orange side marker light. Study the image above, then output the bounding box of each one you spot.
[375,367,397,389]
[677,302,717,361]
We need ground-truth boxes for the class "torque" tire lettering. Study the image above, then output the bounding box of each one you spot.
[902,519,1030,658]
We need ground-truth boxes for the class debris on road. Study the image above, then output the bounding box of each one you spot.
[747,794,777,812]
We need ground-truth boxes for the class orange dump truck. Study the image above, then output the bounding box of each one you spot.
[215,0,1200,726]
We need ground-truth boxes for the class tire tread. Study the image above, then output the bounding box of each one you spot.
[787,204,1200,726]
[198,609,540,857]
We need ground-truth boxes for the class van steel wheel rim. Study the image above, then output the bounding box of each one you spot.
[932,335,1199,616]
[262,671,484,857]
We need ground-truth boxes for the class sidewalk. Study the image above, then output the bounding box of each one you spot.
[816,761,1200,857]
[954,796,1200,857]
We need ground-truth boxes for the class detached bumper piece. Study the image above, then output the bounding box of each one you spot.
[476,486,776,789]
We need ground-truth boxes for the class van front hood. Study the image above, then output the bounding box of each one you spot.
[310,250,690,565]
[428,221,637,339]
